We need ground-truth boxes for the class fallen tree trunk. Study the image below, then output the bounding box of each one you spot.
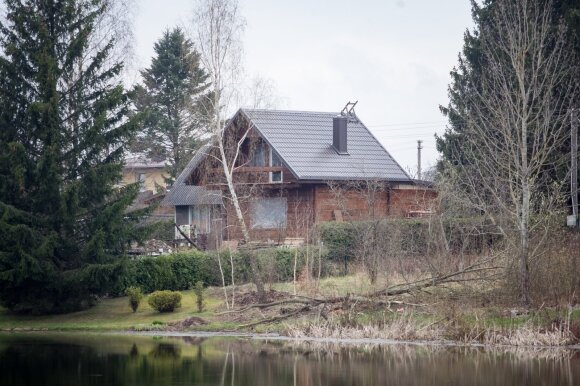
[224,258,502,328]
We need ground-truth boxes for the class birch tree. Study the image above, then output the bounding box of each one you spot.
[192,0,265,299]
[443,0,578,305]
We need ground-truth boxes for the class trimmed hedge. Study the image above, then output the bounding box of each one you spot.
[148,290,182,312]
[112,247,328,296]
[112,251,223,295]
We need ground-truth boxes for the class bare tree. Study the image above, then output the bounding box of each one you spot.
[445,0,578,305]
[192,0,266,299]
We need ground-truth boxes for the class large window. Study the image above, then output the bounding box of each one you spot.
[251,197,287,229]
[249,141,266,167]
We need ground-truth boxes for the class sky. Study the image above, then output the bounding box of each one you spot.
[132,0,474,175]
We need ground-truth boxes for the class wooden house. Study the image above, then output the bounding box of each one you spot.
[161,108,436,248]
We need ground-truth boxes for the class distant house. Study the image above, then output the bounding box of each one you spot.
[162,108,436,249]
[122,155,173,223]
[122,155,168,193]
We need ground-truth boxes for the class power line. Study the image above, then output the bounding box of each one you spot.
[367,120,446,127]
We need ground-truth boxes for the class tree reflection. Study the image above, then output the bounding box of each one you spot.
[0,334,578,386]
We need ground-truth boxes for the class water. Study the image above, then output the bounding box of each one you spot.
[0,333,578,386]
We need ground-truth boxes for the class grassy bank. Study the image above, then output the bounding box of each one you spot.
[0,289,228,331]
[1,273,578,347]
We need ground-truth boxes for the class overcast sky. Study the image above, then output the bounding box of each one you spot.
[132,0,474,174]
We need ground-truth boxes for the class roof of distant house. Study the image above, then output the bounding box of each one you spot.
[124,155,166,169]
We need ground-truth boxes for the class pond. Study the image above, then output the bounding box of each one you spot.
[0,333,578,386]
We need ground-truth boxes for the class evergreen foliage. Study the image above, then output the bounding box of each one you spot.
[132,28,211,185]
[437,0,580,175]
[0,0,145,314]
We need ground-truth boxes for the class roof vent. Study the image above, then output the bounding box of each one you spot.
[333,101,357,155]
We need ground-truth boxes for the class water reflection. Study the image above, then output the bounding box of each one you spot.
[0,333,578,386]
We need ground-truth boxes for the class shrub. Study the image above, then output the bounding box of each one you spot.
[147,290,182,313]
[317,222,360,262]
[193,281,204,313]
[125,286,144,313]
[124,251,224,294]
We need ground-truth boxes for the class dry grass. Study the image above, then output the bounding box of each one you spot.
[285,312,446,342]
[283,305,579,347]
[481,325,574,346]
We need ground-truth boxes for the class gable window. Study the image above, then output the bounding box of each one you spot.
[249,141,266,167]
[251,197,287,229]
[271,148,282,166]
[269,148,283,183]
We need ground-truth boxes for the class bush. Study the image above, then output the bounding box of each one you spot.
[119,251,224,294]
[147,290,182,313]
[113,246,330,297]
[125,286,144,313]
[317,222,360,262]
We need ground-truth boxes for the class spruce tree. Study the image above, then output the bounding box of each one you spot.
[0,0,144,314]
[132,28,211,185]
[437,0,580,171]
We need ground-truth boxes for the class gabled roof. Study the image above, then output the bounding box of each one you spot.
[161,144,222,206]
[163,108,412,206]
[241,109,411,182]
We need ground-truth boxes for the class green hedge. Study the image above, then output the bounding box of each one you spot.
[111,251,222,295]
[112,247,329,296]
[316,218,499,262]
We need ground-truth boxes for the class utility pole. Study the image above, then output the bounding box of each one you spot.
[572,108,578,227]
[417,140,423,180]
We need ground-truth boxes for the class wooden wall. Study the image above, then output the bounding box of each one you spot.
[215,182,436,242]
[221,185,315,242]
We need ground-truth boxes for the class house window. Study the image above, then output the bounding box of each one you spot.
[270,171,282,182]
[249,141,266,167]
[251,197,287,229]
[136,172,146,191]
[269,148,283,183]
[270,148,282,166]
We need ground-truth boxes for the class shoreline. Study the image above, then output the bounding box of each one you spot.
[2,328,579,351]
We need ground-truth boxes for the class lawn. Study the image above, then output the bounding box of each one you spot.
[0,289,226,331]
[1,273,578,338]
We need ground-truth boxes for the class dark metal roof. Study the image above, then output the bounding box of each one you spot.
[240,109,411,182]
[174,143,211,185]
[163,108,412,207]
[161,144,222,206]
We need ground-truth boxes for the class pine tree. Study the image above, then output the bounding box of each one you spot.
[0,0,144,314]
[132,28,211,185]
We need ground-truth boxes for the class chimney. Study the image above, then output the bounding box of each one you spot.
[333,115,348,154]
